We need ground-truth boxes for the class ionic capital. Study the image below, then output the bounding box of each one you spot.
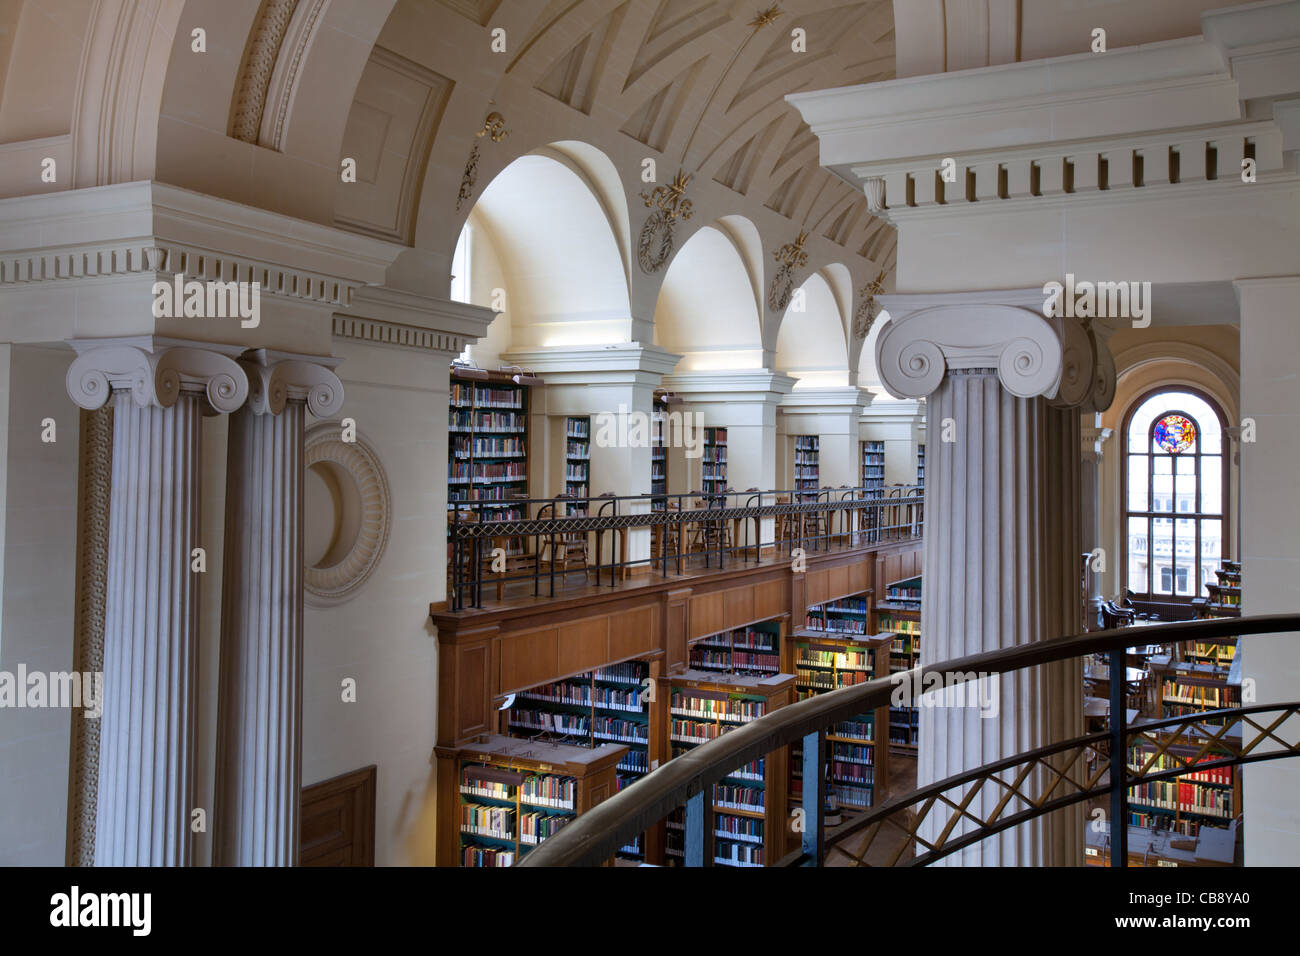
[66,341,249,413]
[874,295,1115,410]
[242,357,345,418]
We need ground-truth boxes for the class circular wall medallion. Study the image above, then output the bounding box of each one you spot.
[303,423,391,606]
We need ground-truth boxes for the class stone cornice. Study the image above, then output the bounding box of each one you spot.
[0,181,403,307]
[788,38,1236,168]
[778,386,872,415]
[503,344,683,378]
[333,286,497,357]
[661,369,798,403]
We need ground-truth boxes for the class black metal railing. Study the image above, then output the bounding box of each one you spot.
[447,484,923,610]
[518,614,1300,867]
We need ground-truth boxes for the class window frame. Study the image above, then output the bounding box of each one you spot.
[1120,386,1229,605]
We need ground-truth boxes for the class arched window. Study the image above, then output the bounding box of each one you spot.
[1123,388,1228,603]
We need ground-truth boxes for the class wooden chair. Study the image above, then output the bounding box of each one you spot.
[539,496,589,581]
[652,503,683,570]
[484,494,538,600]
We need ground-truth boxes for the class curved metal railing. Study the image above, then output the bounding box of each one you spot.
[519,614,1300,867]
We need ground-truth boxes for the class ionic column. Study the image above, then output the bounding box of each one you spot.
[66,342,249,866]
[214,352,343,866]
[875,294,1113,865]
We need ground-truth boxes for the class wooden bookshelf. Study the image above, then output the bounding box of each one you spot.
[448,368,532,524]
[873,574,922,753]
[435,734,625,867]
[651,400,667,509]
[788,598,892,816]
[861,440,885,495]
[794,434,819,502]
[1126,722,1242,839]
[703,427,727,498]
[687,621,781,678]
[661,669,795,867]
[502,659,654,861]
[565,416,590,515]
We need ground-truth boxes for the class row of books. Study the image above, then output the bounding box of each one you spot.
[713,784,764,812]
[593,717,651,744]
[715,841,763,867]
[593,662,646,686]
[1162,681,1238,708]
[806,615,868,634]
[566,419,589,439]
[1129,748,1234,785]
[877,615,920,636]
[670,718,728,744]
[688,648,779,674]
[726,758,765,782]
[891,635,920,655]
[453,485,522,502]
[448,461,527,483]
[448,502,525,522]
[509,708,588,736]
[564,465,588,482]
[564,442,589,459]
[520,811,570,845]
[715,816,764,844]
[822,599,869,615]
[461,803,515,839]
[449,410,527,432]
[834,785,873,808]
[460,777,514,801]
[618,750,650,774]
[669,694,766,723]
[831,760,874,786]
[462,843,515,867]
[796,646,873,671]
[796,668,870,691]
[450,435,526,458]
[526,682,641,713]
[520,775,577,809]
[832,742,875,764]
[1129,780,1233,818]
[831,719,875,742]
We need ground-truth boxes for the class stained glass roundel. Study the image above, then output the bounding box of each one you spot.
[1154,414,1196,454]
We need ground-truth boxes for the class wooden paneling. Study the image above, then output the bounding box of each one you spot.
[609,604,658,661]
[755,576,789,620]
[558,616,609,675]
[664,589,691,671]
[300,766,376,866]
[689,591,723,638]
[722,585,754,626]
[444,638,493,744]
[500,627,559,694]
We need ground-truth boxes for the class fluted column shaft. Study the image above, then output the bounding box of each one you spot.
[214,354,342,866]
[67,340,250,867]
[214,402,305,865]
[95,392,202,865]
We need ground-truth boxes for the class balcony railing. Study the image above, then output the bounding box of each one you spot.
[447,484,923,610]
[517,614,1300,867]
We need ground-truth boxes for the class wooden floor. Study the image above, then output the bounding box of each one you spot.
[825,752,917,866]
